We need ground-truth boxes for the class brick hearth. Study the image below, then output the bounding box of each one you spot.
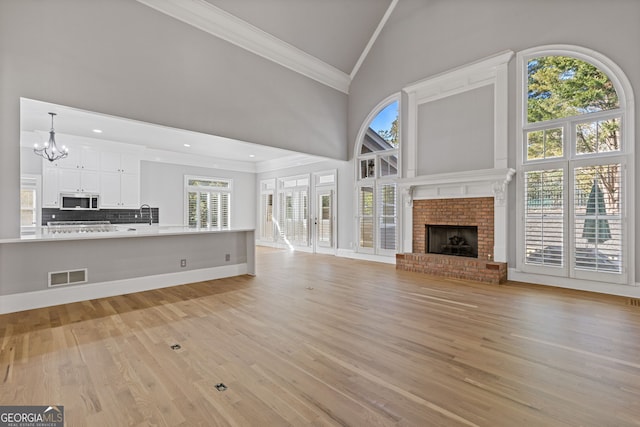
[396,196,507,284]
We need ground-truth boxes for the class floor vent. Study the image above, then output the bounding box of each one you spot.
[48,269,88,287]
[628,298,640,307]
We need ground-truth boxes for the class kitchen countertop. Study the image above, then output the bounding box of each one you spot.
[0,225,255,244]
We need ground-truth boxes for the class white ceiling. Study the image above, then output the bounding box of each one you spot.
[20,98,323,167]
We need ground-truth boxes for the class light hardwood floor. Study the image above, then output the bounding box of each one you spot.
[2,247,640,426]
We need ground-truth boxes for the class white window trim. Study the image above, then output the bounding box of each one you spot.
[354,93,401,256]
[20,174,41,235]
[313,169,338,255]
[514,45,635,288]
[277,174,311,249]
[258,178,276,244]
[183,175,232,228]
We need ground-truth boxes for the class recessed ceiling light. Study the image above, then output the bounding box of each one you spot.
[249,154,255,158]
[92,129,102,133]
[184,144,191,147]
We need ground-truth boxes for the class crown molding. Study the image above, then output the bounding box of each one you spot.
[255,153,327,174]
[136,0,351,94]
[403,50,514,103]
[350,0,398,80]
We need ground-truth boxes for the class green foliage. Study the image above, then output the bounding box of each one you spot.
[377,117,398,148]
[527,56,621,209]
[527,56,619,123]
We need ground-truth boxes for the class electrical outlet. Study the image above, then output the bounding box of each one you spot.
[135,214,138,218]
[51,214,56,219]
[225,254,231,262]
[180,259,187,268]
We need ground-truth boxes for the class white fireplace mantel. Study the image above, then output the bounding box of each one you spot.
[397,167,515,205]
[398,167,516,263]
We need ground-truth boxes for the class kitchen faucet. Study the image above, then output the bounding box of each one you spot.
[140,204,153,225]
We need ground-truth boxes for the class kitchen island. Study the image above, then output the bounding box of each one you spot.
[0,226,255,314]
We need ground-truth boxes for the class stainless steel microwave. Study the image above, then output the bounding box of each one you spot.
[60,193,100,210]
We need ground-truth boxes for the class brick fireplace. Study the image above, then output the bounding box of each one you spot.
[395,168,515,284]
[413,197,494,259]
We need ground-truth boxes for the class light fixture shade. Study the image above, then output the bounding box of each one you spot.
[34,112,69,162]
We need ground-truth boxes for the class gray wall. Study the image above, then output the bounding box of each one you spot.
[417,85,494,175]
[140,161,256,228]
[256,159,353,250]
[348,0,640,269]
[0,232,249,295]
[0,0,347,238]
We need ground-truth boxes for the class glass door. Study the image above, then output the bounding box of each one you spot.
[315,189,334,253]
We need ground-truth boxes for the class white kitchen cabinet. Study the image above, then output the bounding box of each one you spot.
[120,173,140,207]
[58,145,100,171]
[97,150,138,208]
[100,173,121,207]
[42,166,60,207]
[100,151,139,175]
[58,169,100,193]
[41,145,140,209]
[100,171,139,208]
[99,151,140,208]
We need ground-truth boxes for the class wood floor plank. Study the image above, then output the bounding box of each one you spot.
[2,247,640,426]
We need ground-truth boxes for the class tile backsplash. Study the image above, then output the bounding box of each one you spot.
[42,208,159,226]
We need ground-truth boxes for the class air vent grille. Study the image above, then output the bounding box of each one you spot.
[628,298,640,307]
[48,269,88,287]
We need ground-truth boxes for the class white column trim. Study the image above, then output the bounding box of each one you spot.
[402,50,514,178]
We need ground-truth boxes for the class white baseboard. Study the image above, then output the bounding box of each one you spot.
[508,268,640,298]
[0,264,248,315]
[336,249,396,265]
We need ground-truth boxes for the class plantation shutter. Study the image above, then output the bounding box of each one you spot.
[277,187,308,246]
[220,193,230,228]
[573,164,622,273]
[377,183,397,251]
[524,169,564,267]
[359,186,374,248]
[261,192,274,240]
[186,177,231,229]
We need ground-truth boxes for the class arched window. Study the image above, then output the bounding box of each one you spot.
[517,46,634,285]
[356,96,400,256]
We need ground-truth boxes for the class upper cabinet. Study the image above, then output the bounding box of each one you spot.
[100,151,140,175]
[41,140,141,209]
[99,151,140,208]
[58,145,100,171]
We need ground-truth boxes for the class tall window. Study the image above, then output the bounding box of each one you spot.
[259,179,275,242]
[519,50,631,284]
[277,175,310,247]
[356,98,399,255]
[20,176,39,234]
[185,176,231,228]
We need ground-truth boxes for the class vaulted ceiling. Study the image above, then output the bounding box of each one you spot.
[137,0,397,92]
[203,0,393,74]
[23,1,398,167]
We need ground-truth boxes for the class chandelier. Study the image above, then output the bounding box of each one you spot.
[34,112,69,162]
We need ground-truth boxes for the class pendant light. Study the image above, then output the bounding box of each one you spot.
[34,112,69,162]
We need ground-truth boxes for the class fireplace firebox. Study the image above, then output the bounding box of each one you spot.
[426,225,478,258]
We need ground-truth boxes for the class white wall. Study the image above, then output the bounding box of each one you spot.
[140,161,256,228]
[0,0,347,238]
